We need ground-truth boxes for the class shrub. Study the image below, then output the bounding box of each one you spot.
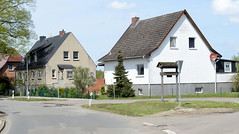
[0,83,7,95]
[68,88,83,98]
[100,86,106,95]
[37,84,49,90]
[232,73,239,92]
[106,85,114,97]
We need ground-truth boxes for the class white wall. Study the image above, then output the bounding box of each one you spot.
[150,14,216,84]
[217,73,234,82]
[104,58,149,85]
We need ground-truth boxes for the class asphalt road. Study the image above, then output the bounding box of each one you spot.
[0,99,160,134]
[1,97,239,134]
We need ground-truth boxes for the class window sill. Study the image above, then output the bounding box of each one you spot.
[64,59,70,61]
[73,59,79,61]
[52,77,57,79]
[8,70,14,72]
[136,75,144,78]
[170,47,179,50]
[189,48,197,50]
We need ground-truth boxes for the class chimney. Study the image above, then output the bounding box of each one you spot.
[59,29,65,37]
[132,16,139,25]
[39,36,46,42]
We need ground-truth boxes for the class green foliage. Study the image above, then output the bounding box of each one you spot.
[232,53,239,72]
[0,83,7,95]
[96,70,104,79]
[111,50,135,97]
[106,85,114,97]
[0,0,36,56]
[100,86,106,95]
[232,73,239,92]
[68,87,84,98]
[14,79,24,86]
[73,66,95,94]
[37,84,49,90]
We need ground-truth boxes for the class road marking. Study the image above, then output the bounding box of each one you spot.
[163,129,176,134]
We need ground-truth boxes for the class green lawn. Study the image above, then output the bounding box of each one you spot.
[96,92,239,100]
[83,100,239,117]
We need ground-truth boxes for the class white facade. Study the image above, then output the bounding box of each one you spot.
[104,14,235,94]
[106,14,211,84]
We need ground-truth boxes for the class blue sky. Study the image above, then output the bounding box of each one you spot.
[31,0,239,68]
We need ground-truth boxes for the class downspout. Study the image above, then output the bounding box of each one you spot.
[44,65,46,85]
[143,56,151,96]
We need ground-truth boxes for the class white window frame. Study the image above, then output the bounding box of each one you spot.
[138,88,143,95]
[63,51,70,60]
[73,51,79,61]
[19,72,22,79]
[52,69,56,78]
[170,37,177,49]
[38,70,42,79]
[136,64,144,76]
[195,87,203,94]
[67,71,73,79]
[224,62,232,72]
[31,71,35,80]
[189,37,196,49]
[8,64,13,71]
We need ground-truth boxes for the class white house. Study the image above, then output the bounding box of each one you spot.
[98,10,238,96]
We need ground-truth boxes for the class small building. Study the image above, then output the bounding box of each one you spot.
[98,10,238,96]
[0,54,23,95]
[15,30,96,93]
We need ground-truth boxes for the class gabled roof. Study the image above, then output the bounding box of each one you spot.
[16,32,71,70]
[0,54,22,69]
[99,10,221,62]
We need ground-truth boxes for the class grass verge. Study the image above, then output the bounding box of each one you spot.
[9,98,59,101]
[83,100,239,116]
[96,92,239,100]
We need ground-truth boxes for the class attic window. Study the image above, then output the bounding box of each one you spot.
[64,51,69,60]
[189,37,195,48]
[8,64,13,71]
[170,37,177,48]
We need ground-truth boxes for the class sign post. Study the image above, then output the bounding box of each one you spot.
[210,53,219,93]
[176,60,183,106]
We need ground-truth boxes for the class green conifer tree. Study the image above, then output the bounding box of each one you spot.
[113,50,135,97]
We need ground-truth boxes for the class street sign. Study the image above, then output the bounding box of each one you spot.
[176,60,183,73]
[210,53,217,61]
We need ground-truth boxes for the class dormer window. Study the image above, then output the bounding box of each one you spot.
[64,51,69,60]
[34,52,37,62]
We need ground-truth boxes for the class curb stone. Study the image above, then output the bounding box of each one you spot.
[0,120,6,133]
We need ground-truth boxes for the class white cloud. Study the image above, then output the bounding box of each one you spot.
[212,0,239,15]
[107,1,136,10]
[229,16,239,23]
[212,0,239,23]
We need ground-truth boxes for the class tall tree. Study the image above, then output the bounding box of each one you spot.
[96,70,104,79]
[0,0,36,57]
[113,50,135,97]
[73,67,95,93]
[232,53,239,92]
